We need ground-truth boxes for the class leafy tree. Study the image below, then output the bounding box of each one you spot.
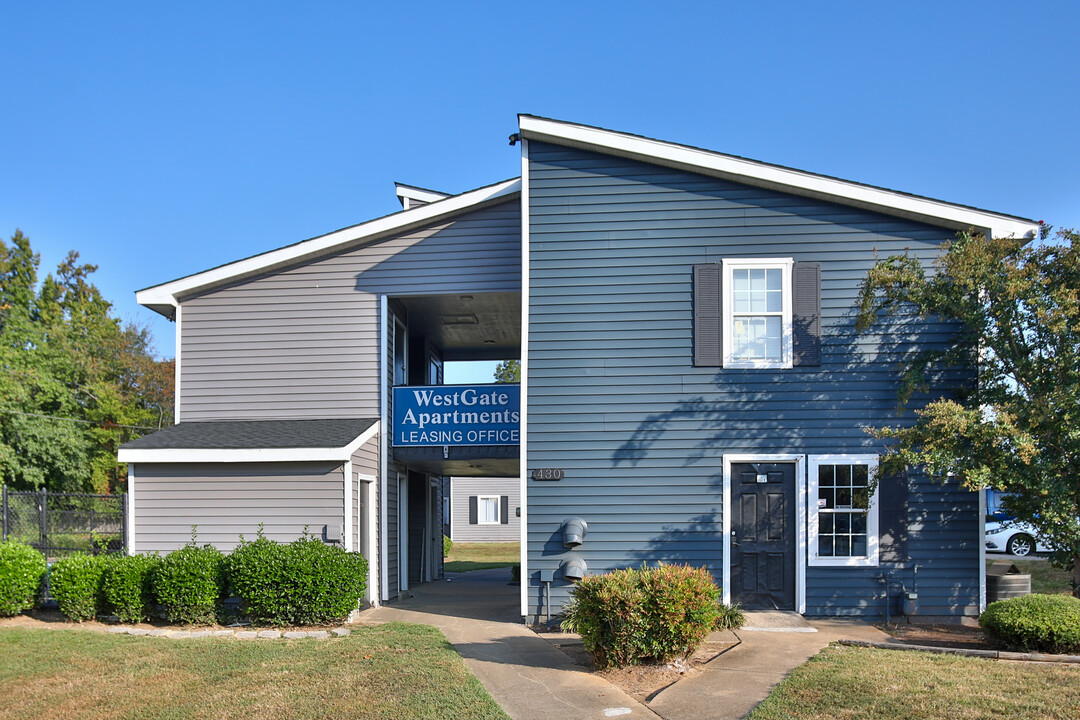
[493,359,520,384]
[0,230,174,493]
[856,226,1080,597]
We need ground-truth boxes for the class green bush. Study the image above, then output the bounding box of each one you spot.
[227,534,289,625]
[153,544,226,624]
[0,541,47,616]
[49,553,112,621]
[443,535,452,558]
[281,537,368,625]
[226,534,368,626]
[101,553,161,624]
[980,593,1080,654]
[561,563,721,668]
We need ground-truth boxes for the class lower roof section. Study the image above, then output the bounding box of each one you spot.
[118,418,379,463]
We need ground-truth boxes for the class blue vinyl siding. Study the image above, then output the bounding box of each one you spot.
[526,142,979,618]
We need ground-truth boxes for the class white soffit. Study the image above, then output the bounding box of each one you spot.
[137,178,521,312]
[518,115,1038,240]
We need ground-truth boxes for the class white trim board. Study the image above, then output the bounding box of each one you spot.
[343,459,353,552]
[136,178,521,312]
[518,137,531,619]
[722,454,807,615]
[173,305,182,423]
[126,464,135,556]
[979,485,987,613]
[117,421,380,464]
[379,295,390,603]
[518,115,1038,240]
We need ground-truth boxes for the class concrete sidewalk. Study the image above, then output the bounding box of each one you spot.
[649,616,891,720]
[364,571,892,720]
[364,569,660,720]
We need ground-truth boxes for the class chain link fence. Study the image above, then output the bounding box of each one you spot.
[1,487,127,560]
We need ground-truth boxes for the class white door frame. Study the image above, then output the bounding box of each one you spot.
[722,453,806,614]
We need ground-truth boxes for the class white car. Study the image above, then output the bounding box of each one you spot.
[985,519,1051,557]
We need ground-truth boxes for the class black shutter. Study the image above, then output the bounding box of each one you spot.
[468,496,478,525]
[877,471,909,563]
[793,262,821,366]
[693,263,722,366]
[500,496,509,524]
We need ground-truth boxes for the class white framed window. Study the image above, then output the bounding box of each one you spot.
[722,258,793,369]
[478,495,500,524]
[808,454,879,567]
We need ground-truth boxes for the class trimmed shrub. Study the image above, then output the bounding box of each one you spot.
[281,537,368,625]
[561,563,721,668]
[0,541,47,616]
[153,544,226,624]
[980,593,1080,654]
[102,553,162,624]
[226,535,289,625]
[50,553,112,621]
[226,534,368,626]
[443,535,452,558]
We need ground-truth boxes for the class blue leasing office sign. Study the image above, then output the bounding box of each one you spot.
[392,384,520,447]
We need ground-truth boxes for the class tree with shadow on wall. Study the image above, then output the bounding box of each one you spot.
[856,226,1080,598]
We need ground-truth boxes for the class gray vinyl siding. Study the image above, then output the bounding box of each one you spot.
[132,461,344,553]
[525,142,977,618]
[178,200,520,422]
[450,477,520,542]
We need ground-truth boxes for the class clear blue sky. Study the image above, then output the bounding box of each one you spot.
[3,2,1078,379]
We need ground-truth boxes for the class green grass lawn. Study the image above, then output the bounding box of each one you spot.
[987,557,1075,595]
[747,644,1080,720]
[444,542,520,573]
[0,623,509,720]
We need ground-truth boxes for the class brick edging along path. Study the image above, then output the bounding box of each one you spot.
[106,626,352,640]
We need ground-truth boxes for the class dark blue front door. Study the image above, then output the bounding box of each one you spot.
[731,462,796,610]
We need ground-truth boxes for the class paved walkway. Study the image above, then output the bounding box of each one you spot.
[365,569,660,720]
[650,617,891,720]
[364,571,892,720]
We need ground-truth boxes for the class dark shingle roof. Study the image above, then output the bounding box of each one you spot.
[120,418,378,451]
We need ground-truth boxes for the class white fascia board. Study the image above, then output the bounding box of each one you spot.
[518,116,1038,240]
[117,421,380,464]
[136,179,521,308]
[395,183,450,205]
[343,421,381,457]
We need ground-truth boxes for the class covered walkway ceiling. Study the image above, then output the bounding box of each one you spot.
[398,291,520,362]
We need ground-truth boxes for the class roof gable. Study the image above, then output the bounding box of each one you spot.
[518,115,1038,241]
[137,177,520,317]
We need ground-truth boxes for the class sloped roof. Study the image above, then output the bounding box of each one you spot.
[136,177,521,317]
[518,114,1039,240]
[118,418,379,463]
